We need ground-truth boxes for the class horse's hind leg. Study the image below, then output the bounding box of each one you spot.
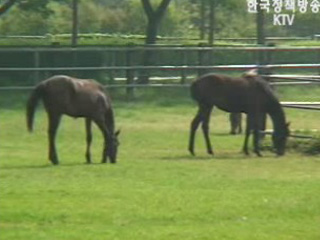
[85,118,92,164]
[229,113,238,135]
[201,105,214,155]
[238,113,243,134]
[48,113,61,165]
[253,128,262,157]
[242,114,251,155]
[230,113,242,135]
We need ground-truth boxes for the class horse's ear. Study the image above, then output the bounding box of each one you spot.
[115,129,121,136]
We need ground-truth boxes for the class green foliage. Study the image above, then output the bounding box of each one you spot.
[0,7,49,35]
[0,0,319,41]
[287,135,320,155]
[262,134,320,156]
[47,2,72,34]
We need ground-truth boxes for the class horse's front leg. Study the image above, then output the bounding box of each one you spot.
[85,118,92,164]
[48,113,61,165]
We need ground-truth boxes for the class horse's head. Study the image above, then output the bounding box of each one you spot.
[107,130,120,163]
[272,122,290,156]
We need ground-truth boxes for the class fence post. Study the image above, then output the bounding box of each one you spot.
[34,50,40,83]
[180,49,186,84]
[72,49,78,77]
[126,46,134,99]
[258,47,274,140]
[317,49,320,75]
[109,50,115,83]
[198,43,206,77]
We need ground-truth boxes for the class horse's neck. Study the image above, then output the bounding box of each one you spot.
[267,101,286,132]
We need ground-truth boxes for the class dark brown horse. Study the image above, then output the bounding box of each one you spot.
[189,70,289,157]
[26,75,120,165]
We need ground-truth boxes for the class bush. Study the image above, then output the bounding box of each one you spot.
[262,132,320,155]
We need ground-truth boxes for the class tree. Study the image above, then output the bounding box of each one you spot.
[0,0,18,15]
[141,0,172,44]
[138,0,172,84]
[72,0,78,46]
[256,0,265,45]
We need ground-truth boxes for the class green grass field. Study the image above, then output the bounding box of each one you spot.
[1,89,320,240]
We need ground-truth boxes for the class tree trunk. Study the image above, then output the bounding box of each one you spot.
[256,0,265,45]
[145,17,159,45]
[72,0,79,47]
[199,0,206,40]
[208,0,215,45]
[139,0,172,83]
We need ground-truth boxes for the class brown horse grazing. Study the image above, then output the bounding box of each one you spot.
[26,75,120,165]
[188,70,290,157]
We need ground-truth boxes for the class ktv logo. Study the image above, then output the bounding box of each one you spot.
[246,0,320,26]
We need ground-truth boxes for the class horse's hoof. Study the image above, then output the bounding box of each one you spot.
[208,150,214,155]
[189,148,195,156]
[243,150,250,156]
[255,152,263,157]
[51,160,59,165]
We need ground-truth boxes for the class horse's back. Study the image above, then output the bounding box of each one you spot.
[40,75,111,117]
[191,73,275,113]
[192,73,250,93]
[191,74,251,109]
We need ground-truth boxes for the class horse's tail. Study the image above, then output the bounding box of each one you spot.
[190,81,199,102]
[26,83,44,132]
[190,79,205,104]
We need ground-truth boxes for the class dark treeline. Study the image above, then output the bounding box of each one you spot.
[0,0,318,39]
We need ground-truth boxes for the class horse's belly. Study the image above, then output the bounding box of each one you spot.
[216,100,247,113]
[64,107,93,118]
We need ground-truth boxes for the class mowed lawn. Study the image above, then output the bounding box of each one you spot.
[1,98,320,240]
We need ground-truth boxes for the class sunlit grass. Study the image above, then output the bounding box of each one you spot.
[1,98,320,240]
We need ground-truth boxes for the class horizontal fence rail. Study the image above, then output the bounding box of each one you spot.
[266,74,320,79]
[0,34,316,42]
[1,46,319,87]
[0,64,319,72]
[261,130,316,139]
[0,46,319,52]
[264,75,320,82]
[1,74,320,90]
